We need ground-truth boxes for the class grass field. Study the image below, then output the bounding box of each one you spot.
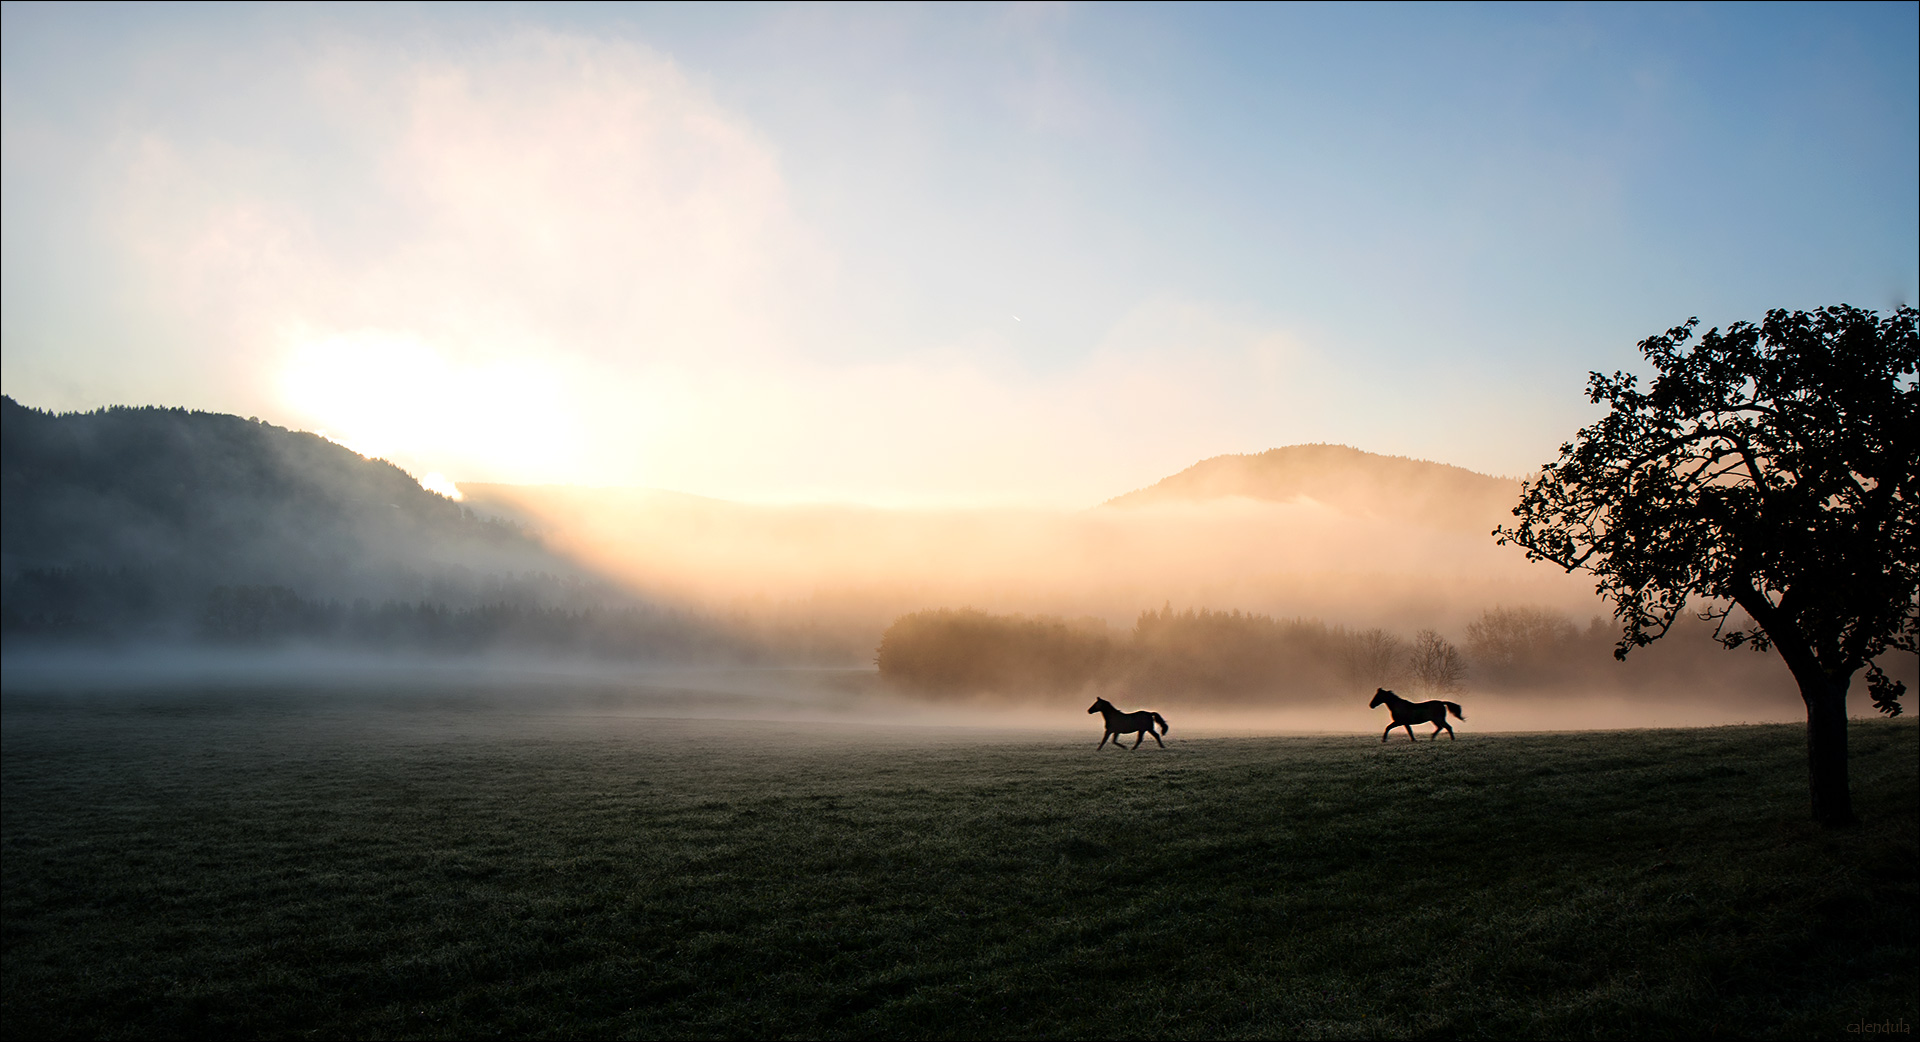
[2,679,1915,1039]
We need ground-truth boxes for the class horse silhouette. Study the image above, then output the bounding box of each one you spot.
[1370,688,1464,742]
[1088,697,1169,749]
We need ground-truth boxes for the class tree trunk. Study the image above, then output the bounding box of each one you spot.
[1801,678,1854,826]
[1751,593,1858,827]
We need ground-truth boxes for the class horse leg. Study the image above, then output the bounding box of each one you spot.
[1441,721,1455,739]
[1131,731,1145,749]
[1401,723,1417,742]
[1149,728,1164,747]
[1382,723,1395,743]
[1098,731,1110,749]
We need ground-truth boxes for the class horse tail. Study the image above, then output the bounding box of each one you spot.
[1445,701,1465,721]
[1151,712,1169,735]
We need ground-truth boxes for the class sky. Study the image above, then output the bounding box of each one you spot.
[3,2,1915,506]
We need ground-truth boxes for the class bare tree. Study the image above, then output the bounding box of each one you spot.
[1342,628,1403,689]
[1465,606,1579,678]
[1406,629,1466,695]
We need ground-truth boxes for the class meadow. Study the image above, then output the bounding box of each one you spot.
[2,678,1914,1040]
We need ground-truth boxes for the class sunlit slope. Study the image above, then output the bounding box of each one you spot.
[1105,443,1521,532]
[462,445,1586,629]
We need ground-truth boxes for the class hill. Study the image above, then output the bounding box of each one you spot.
[460,446,1598,658]
[1104,444,1521,531]
[0,396,600,640]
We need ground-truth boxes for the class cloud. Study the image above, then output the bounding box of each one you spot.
[571,295,1344,506]
[37,22,1358,501]
[95,28,820,483]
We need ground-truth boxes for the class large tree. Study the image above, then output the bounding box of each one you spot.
[1498,305,1918,825]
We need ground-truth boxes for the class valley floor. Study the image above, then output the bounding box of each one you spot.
[2,680,1914,1039]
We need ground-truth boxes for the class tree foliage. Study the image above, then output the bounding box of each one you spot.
[1498,306,1918,708]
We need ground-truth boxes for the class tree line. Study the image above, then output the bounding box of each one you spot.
[874,602,1779,702]
[1,572,861,664]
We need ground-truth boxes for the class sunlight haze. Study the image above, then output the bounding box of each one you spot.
[4,3,1916,504]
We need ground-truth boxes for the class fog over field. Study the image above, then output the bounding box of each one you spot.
[462,485,1585,632]
[0,652,1818,737]
[461,446,1575,635]
[6,402,1895,732]
[454,447,1878,728]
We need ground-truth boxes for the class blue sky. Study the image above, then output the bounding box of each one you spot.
[4,2,1915,504]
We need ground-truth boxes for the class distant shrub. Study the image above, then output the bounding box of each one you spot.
[879,605,1370,702]
[1406,628,1467,695]
[1340,627,1404,689]
[1127,606,1348,700]
[202,585,334,644]
[1464,606,1606,687]
[178,584,773,661]
[875,609,1113,695]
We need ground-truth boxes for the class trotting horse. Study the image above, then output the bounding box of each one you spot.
[1369,688,1464,742]
[1088,697,1169,749]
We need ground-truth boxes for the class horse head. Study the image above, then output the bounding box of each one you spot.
[1088,697,1112,714]
[1369,688,1394,708]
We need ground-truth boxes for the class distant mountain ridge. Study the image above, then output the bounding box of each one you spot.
[1104,444,1521,531]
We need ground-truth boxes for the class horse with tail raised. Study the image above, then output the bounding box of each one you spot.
[1088,697,1169,749]
[1369,688,1464,742]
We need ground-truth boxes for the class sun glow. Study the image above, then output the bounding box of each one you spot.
[419,472,464,501]
[277,328,580,484]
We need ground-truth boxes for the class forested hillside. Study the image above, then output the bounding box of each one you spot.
[1,396,551,593]
[0,397,781,658]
